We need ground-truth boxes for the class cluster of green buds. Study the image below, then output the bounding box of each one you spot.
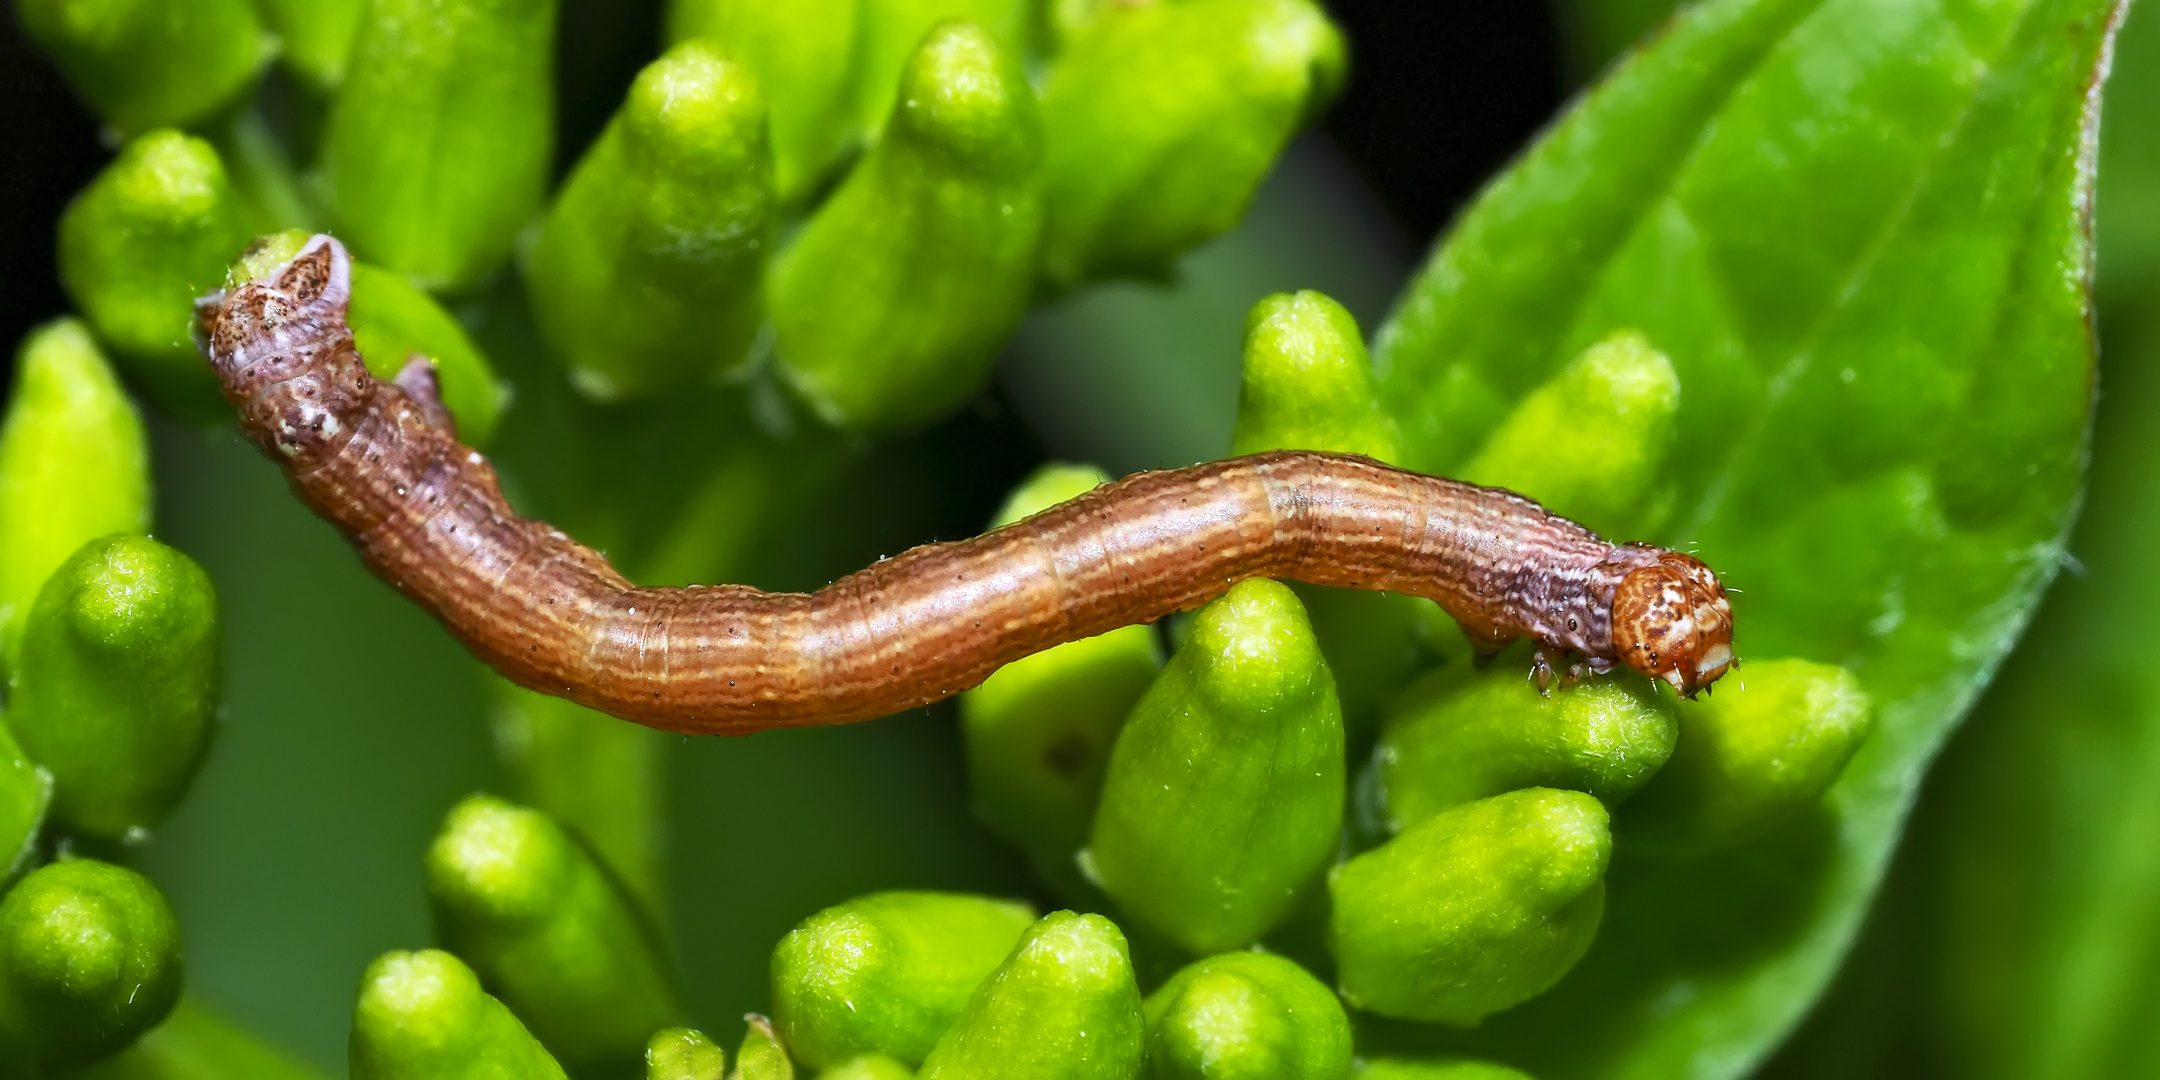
[5,0,1890,1074]
[28,0,1346,436]
[0,320,232,1072]
[8,0,1352,1072]
[948,294,1881,1069]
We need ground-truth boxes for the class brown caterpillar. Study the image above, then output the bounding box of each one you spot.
[194,236,1734,735]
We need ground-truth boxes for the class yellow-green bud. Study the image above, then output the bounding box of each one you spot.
[770,20,1044,435]
[1461,330,1681,539]
[1039,0,1345,286]
[646,1027,727,1080]
[1378,665,1676,830]
[772,891,1035,1068]
[320,0,557,292]
[1621,658,1874,855]
[664,0,860,204]
[1330,789,1609,1025]
[1233,291,1400,461]
[0,319,150,670]
[0,859,183,1070]
[17,0,269,133]
[349,950,568,1080]
[1087,579,1344,954]
[58,131,251,421]
[917,911,1145,1080]
[1142,951,1351,1080]
[526,42,776,401]
[9,536,220,842]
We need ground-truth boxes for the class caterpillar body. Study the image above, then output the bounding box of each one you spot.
[195,236,1734,735]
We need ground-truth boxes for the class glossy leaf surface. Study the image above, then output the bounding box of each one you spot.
[1760,4,2160,1076]
[1368,0,2120,1071]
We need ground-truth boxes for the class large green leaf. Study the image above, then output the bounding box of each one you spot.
[1367,0,2123,1073]
[1763,4,2160,1077]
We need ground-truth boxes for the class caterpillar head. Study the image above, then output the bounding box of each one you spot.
[1612,550,1734,698]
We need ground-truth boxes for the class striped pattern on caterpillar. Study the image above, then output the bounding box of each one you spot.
[194,236,1734,735]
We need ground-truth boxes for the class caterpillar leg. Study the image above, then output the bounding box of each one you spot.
[393,355,456,436]
[1531,643,1568,695]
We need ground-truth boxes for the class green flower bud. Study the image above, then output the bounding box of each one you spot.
[1038,0,1345,287]
[1087,579,1344,954]
[527,42,777,402]
[1233,291,1399,461]
[57,131,252,421]
[349,264,509,445]
[1229,289,1430,728]
[8,535,220,842]
[425,795,681,1075]
[647,1027,726,1080]
[0,721,50,884]
[1620,658,1874,856]
[15,0,269,134]
[770,20,1044,435]
[733,1015,792,1080]
[1142,951,1350,1080]
[0,320,151,669]
[917,911,1145,1080]
[488,679,669,919]
[1377,666,1676,831]
[824,1055,916,1080]
[664,0,859,204]
[0,859,182,1070]
[1041,0,1104,54]
[960,465,1163,886]
[349,949,568,1080]
[1460,330,1680,540]
[854,1,1031,139]
[75,996,329,1080]
[257,0,365,91]
[1330,789,1609,1025]
[772,891,1035,1068]
[226,231,509,446]
[320,0,557,292]
[1355,1061,1534,1080]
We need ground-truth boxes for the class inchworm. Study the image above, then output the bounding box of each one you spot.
[195,236,1734,735]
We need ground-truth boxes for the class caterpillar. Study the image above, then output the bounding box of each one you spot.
[194,235,1734,735]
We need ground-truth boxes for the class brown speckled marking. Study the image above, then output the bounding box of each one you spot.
[195,236,1735,734]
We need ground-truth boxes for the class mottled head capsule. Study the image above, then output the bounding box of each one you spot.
[1611,550,1734,698]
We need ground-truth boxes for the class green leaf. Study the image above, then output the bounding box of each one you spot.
[1366,0,2121,1071]
[1764,6,2160,1076]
